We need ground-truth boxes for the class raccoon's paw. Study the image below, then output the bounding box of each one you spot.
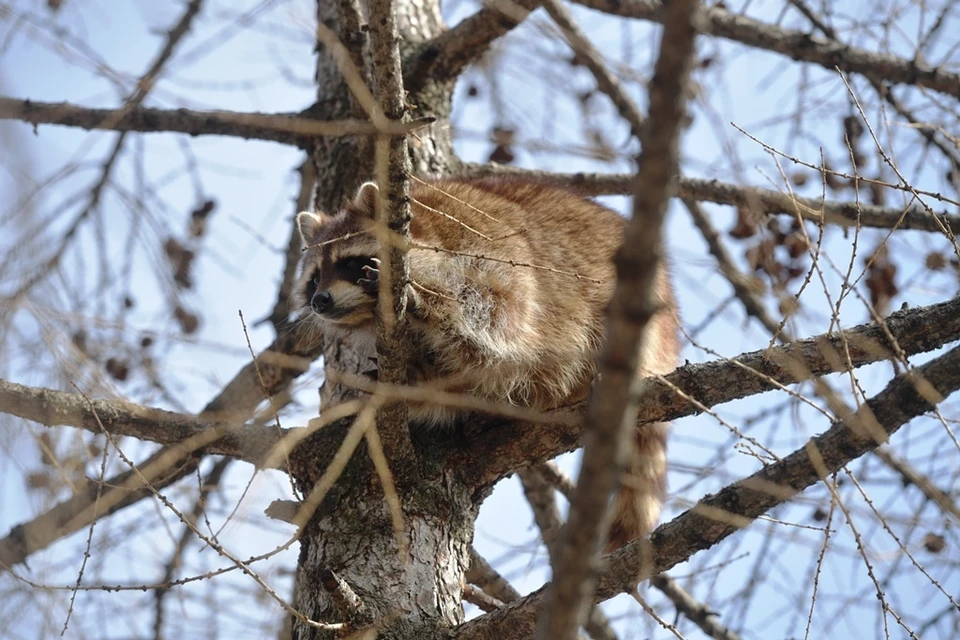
[358,258,380,294]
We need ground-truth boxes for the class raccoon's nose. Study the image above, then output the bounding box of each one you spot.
[311,291,334,314]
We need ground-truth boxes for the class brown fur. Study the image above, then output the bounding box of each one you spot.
[295,177,680,548]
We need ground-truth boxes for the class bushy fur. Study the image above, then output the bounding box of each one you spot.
[295,177,679,547]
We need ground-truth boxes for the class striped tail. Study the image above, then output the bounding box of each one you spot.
[605,421,670,552]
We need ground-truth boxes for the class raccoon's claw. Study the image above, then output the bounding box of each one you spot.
[357,267,380,294]
[358,261,380,293]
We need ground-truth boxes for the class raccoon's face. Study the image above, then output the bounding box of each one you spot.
[296,182,380,329]
[301,252,379,326]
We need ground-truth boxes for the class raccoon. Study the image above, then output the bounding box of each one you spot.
[295,177,679,548]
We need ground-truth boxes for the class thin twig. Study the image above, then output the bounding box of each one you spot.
[649,574,741,640]
[542,0,645,134]
[682,198,792,342]
[76,390,346,632]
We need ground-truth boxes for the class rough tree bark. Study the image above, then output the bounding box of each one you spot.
[291,0,465,637]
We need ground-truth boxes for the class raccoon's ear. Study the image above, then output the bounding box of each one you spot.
[296,210,328,244]
[352,181,380,219]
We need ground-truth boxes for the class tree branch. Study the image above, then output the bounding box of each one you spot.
[128,0,204,104]
[0,97,431,147]
[459,295,960,489]
[466,549,522,603]
[462,164,960,234]
[406,0,542,92]
[0,379,286,466]
[649,574,741,640]
[153,458,231,636]
[872,447,960,522]
[0,322,324,569]
[463,585,506,612]
[453,342,960,640]
[369,0,417,468]
[536,2,699,637]
[264,157,317,330]
[0,445,198,572]
[5,0,204,304]
[683,198,791,342]
[519,468,619,640]
[543,0,644,134]
[572,0,960,101]
[530,464,740,639]
[9,295,955,576]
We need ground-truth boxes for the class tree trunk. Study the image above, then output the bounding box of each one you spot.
[292,0,463,637]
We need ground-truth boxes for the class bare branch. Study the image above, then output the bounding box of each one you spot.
[519,468,619,640]
[872,447,960,522]
[453,343,960,640]
[649,575,741,640]
[8,297,958,601]
[0,322,323,570]
[463,585,506,613]
[368,0,417,468]
[543,0,644,134]
[0,97,433,147]
[466,549,521,603]
[530,465,740,639]
[460,295,960,488]
[537,2,699,637]
[683,198,791,342]
[790,13,960,172]
[153,458,232,636]
[4,0,205,305]
[0,379,287,466]
[406,0,541,91]
[129,0,204,101]
[463,164,960,234]
[0,446,198,572]
[573,0,960,100]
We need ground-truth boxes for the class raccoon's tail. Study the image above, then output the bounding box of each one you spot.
[605,421,670,552]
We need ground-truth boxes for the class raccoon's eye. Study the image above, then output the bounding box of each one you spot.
[344,258,361,272]
[312,275,320,285]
